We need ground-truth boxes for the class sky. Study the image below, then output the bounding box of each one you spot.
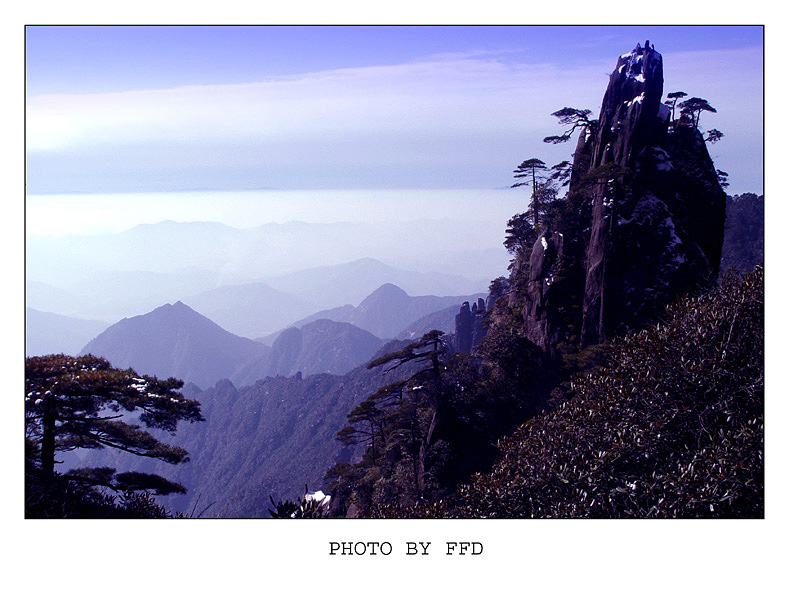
[25,25,764,202]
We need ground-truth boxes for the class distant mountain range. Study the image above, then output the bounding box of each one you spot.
[25,308,110,357]
[27,219,505,319]
[183,258,485,339]
[182,281,317,338]
[27,252,489,339]
[77,285,463,389]
[79,301,267,389]
[260,257,487,310]
[280,283,483,340]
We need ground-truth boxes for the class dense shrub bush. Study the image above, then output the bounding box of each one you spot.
[371,267,763,518]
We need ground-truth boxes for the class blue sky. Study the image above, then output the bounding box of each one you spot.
[25,25,764,195]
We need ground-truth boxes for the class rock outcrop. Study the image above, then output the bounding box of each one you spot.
[507,42,727,355]
[454,297,489,353]
[520,229,566,354]
[577,41,726,346]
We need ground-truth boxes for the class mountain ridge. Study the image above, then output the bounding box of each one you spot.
[80,301,267,389]
[285,282,485,339]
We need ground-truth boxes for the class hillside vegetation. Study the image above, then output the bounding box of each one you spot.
[369,266,763,518]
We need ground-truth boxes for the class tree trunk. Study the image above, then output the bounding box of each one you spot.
[40,395,56,481]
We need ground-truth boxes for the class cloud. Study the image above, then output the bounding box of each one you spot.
[26,45,762,193]
[26,54,605,146]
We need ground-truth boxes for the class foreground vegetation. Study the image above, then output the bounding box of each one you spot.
[368,266,763,518]
[25,354,203,518]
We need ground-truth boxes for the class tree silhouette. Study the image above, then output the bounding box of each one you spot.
[504,211,538,256]
[706,129,724,143]
[512,158,553,229]
[549,160,574,187]
[679,97,717,130]
[716,169,730,189]
[26,354,203,516]
[337,399,386,464]
[543,107,596,144]
[665,91,688,124]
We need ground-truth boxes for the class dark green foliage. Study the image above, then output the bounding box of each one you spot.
[65,467,187,495]
[326,332,446,514]
[25,354,203,518]
[337,399,387,463]
[720,193,764,273]
[25,465,174,518]
[503,211,538,257]
[376,267,763,518]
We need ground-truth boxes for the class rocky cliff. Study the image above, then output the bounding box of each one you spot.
[497,42,727,356]
[579,41,725,346]
[454,297,488,353]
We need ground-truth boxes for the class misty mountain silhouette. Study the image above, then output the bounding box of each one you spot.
[80,301,267,389]
[288,282,485,339]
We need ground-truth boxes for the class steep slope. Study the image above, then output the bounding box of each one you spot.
[579,41,726,345]
[720,192,764,273]
[231,319,384,385]
[498,41,726,357]
[25,308,110,356]
[80,301,267,389]
[396,304,461,341]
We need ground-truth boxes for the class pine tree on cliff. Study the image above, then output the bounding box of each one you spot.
[679,96,717,130]
[512,158,552,229]
[665,91,687,125]
[499,42,727,355]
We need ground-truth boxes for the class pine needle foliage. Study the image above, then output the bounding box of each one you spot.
[25,354,204,518]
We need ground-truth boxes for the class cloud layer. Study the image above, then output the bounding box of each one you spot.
[26,46,763,194]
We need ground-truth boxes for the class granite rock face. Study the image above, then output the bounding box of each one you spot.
[577,41,726,346]
[480,42,727,358]
[520,229,566,354]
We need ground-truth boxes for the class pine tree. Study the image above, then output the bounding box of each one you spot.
[512,158,552,229]
[25,354,203,516]
[665,91,688,125]
[679,96,717,130]
[542,107,595,144]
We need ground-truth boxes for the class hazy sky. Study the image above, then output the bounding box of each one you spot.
[26,25,763,198]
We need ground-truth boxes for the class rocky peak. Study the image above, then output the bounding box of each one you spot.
[499,42,727,356]
[454,297,489,353]
[578,43,725,347]
[592,41,667,170]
